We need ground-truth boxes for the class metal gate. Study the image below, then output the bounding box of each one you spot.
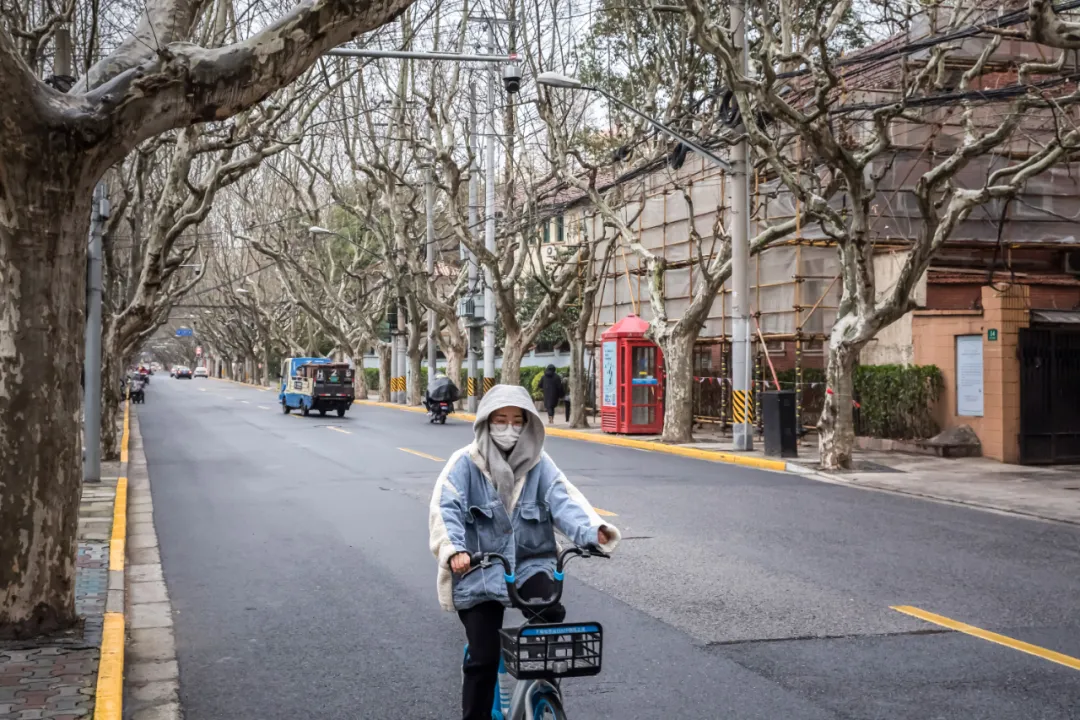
[1019,326,1080,464]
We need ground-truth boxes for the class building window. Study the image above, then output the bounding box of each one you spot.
[556,216,565,244]
[543,222,550,244]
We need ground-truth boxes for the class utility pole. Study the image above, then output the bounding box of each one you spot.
[467,83,480,412]
[425,146,437,379]
[399,298,409,403]
[730,0,753,451]
[482,20,497,396]
[83,183,108,483]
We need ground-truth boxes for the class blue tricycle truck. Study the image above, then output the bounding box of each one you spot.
[279,357,356,417]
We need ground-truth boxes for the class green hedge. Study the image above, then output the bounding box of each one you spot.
[853,364,944,440]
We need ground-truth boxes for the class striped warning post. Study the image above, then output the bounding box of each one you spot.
[732,389,754,423]
[467,377,476,397]
[483,377,495,392]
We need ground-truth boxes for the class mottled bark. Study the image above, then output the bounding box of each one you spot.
[567,334,589,428]
[377,344,391,402]
[656,330,696,444]
[818,343,858,469]
[99,347,122,461]
[0,164,89,638]
[500,334,526,387]
[352,347,369,401]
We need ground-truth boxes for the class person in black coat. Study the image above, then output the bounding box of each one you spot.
[539,364,564,424]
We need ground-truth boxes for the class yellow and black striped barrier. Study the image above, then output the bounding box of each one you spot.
[483,377,494,392]
[467,377,476,397]
[732,389,754,423]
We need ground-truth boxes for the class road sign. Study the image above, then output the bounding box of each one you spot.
[175,327,193,337]
[987,328,998,341]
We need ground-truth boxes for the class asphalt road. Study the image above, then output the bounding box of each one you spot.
[138,377,1080,719]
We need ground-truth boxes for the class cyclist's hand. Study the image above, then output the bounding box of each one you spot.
[597,526,611,545]
[450,552,471,574]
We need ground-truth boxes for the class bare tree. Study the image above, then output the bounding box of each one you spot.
[679,0,1080,467]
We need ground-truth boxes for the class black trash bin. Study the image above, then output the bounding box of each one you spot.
[762,390,798,458]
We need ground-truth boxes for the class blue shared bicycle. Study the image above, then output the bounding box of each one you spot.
[463,545,608,720]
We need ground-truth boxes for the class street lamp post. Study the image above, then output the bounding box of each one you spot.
[537,70,752,449]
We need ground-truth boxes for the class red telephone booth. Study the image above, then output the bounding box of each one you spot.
[600,315,665,434]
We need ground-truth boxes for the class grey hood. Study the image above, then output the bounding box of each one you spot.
[472,384,545,511]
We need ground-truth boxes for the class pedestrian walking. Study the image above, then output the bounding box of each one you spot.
[539,364,563,424]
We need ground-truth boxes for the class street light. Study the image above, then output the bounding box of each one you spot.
[536,71,732,172]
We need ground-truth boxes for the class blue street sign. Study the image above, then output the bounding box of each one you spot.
[175,327,193,337]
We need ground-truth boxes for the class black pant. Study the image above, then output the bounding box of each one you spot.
[458,573,566,720]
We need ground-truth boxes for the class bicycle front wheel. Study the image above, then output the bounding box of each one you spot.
[530,693,568,720]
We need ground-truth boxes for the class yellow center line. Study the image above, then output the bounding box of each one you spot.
[399,447,445,462]
[327,427,351,435]
[593,507,618,517]
[892,605,1080,672]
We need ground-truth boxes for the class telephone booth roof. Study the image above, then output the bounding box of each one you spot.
[601,314,650,340]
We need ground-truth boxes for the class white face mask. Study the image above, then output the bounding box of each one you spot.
[490,423,523,451]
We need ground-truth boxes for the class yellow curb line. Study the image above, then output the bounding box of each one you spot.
[108,477,127,571]
[354,400,788,472]
[892,605,1080,672]
[96,398,130,720]
[93,613,124,720]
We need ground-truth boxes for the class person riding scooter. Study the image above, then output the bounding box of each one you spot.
[425,372,461,423]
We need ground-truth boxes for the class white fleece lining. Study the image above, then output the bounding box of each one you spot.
[429,448,470,611]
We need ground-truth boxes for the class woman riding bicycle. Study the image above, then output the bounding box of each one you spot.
[429,384,620,720]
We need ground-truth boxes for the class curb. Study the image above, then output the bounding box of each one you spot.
[353,399,790,473]
[94,399,130,720]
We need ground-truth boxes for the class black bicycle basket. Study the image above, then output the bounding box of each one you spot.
[499,622,603,679]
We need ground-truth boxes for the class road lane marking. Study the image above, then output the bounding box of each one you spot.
[399,447,445,462]
[327,427,351,435]
[593,507,618,517]
[199,388,206,392]
[258,406,271,410]
[241,400,250,404]
[891,605,1080,672]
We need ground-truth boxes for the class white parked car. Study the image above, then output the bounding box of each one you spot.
[193,366,209,378]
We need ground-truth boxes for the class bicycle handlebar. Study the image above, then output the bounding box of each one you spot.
[462,545,609,610]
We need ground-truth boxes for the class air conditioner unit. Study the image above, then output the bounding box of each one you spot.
[545,246,556,257]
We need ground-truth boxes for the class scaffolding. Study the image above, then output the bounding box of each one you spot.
[569,151,841,431]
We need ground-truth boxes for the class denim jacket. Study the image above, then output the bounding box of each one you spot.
[428,443,620,611]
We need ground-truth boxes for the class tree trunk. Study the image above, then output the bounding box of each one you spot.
[444,343,463,410]
[99,346,122,461]
[500,335,526,386]
[377,344,391,402]
[657,331,695,444]
[0,171,89,639]
[261,345,271,386]
[352,346,370,401]
[567,333,589,428]
[407,347,422,406]
[818,342,858,470]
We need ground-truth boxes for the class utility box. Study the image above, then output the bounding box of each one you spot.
[762,390,798,458]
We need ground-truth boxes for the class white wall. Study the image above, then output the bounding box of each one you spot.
[859,250,928,366]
